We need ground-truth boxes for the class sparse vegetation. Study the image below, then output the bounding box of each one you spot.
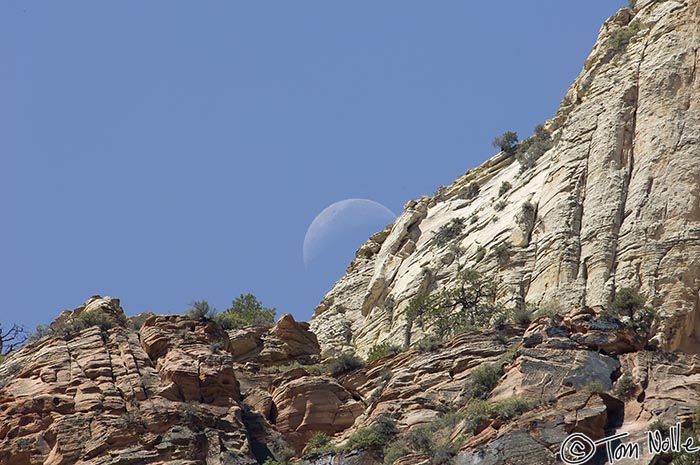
[185,300,217,321]
[474,245,486,262]
[498,181,512,197]
[434,217,466,248]
[608,287,657,336]
[469,213,479,225]
[534,299,563,320]
[512,304,534,326]
[383,439,411,465]
[493,242,511,265]
[492,131,519,154]
[613,372,636,400]
[466,362,502,400]
[263,361,328,376]
[411,269,501,341]
[462,182,480,200]
[216,293,277,329]
[494,200,507,212]
[52,309,116,339]
[345,416,398,451]
[515,125,553,173]
[329,352,364,375]
[415,335,442,352]
[367,342,401,363]
[305,432,336,456]
[383,412,466,465]
[581,380,606,394]
[464,398,535,433]
[609,21,641,53]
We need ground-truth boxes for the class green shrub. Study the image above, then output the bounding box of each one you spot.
[345,416,397,451]
[330,352,364,375]
[209,339,227,353]
[407,426,434,454]
[28,324,50,343]
[463,182,480,200]
[185,300,216,321]
[492,131,519,154]
[581,380,606,394]
[306,432,336,455]
[493,242,511,265]
[609,287,657,335]
[613,373,636,400]
[416,335,442,352]
[516,125,553,173]
[470,213,479,225]
[464,400,493,432]
[498,181,512,197]
[216,293,276,329]
[52,310,116,339]
[608,21,640,53]
[434,218,466,248]
[494,200,507,212]
[367,343,401,363]
[467,362,502,400]
[472,246,486,263]
[512,305,533,326]
[383,440,410,465]
[464,399,534,433]
[431,444,458,465]
[262,459,280,465]
[491,398,535,420]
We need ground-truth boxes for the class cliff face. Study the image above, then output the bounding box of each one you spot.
[310,0,700,357]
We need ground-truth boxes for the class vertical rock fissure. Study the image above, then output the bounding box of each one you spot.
[609,38,648,299]
[578,133,595,302]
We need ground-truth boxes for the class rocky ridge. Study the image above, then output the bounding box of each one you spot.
[2,296,700,465]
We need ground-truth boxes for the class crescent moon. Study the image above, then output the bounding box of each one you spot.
[303,199,397,268]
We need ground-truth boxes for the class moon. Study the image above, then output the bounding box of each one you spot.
[303,199,397,268]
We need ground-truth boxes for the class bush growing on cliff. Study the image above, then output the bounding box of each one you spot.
[51,309,116,339]
[609,287,657,335]
[462,182,480,200]
[329,352,364,375]
[305,432,336,456]
[498,181,512,197]
[185,300,217,321]
[345,416,398,451]
[217,293,276,329]
[492,131,519,154]
[434,217,466,248]
[466,362,503,400]
[407,269,500,342]
[367,343,401,363]
[609,21,641,53]
[613,372,636,400]
[464,399,535,433]
[516,125,553,173]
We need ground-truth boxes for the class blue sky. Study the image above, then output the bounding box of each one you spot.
[1,1,626,333]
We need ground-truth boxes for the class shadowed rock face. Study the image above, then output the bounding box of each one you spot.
[310,0,700,358]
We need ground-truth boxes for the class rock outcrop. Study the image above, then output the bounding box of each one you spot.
[310,0,700,357]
